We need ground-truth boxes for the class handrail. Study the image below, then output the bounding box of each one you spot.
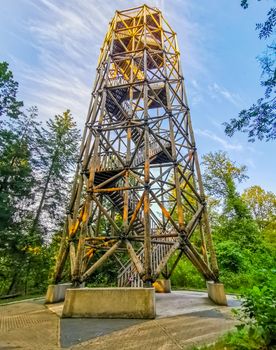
[96,136,171,172]
[117,231,178,287]
[107,76,129,87]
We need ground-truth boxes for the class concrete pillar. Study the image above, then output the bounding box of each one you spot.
[207,281,227,306]
[153,279,171,293]
[62,287,156,319]
[45,283,72,304]
[45,282,85,303]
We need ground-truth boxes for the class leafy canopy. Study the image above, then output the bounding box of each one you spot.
[202,151,248,199]
[242,185,276,228]
[0,62,23,120]
[224,1,276,142]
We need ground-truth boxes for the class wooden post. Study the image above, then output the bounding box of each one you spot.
[143,9,152,287]
[52,216,70,283]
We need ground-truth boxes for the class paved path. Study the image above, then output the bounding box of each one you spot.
[0,291,239,350]
[0,299,59,349]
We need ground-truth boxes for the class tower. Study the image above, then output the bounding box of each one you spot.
[52,5,220,292]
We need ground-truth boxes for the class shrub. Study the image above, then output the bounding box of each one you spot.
[224,282,276,349]
[169,255,205,289]
[216,241,246,273]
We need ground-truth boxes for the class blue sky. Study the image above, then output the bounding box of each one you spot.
[0,0,275,193]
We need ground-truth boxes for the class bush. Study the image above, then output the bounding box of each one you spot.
[192,280,276,350]
[169,255,205,289]
[216,241,246,273]
[222,282,276,350]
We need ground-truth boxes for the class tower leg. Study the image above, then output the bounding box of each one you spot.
[45,283,72,304]
[207,281,227,306]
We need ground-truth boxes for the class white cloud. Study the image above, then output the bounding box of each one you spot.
[188,78,204,106]
[245,158,256,169]
[6,0,206,127]
[208,82,242,107]
[5,0,238,138]
[195,128,243,151]
[191,79,199,89]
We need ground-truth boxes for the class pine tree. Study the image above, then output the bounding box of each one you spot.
[0,62,37,232]
[0,61,23,120]
[0,63,42,294]
[32,110,80,239]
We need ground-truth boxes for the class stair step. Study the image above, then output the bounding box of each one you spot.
[117,237,178,287]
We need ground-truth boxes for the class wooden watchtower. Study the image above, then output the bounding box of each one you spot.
[52,5,220,293]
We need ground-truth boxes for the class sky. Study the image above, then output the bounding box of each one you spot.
[0,0,275,193]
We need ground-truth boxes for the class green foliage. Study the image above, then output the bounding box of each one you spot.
[224,2,276,141]
[202,151,248,200]
[32,110,80,236]
[215,214,260,248]
[0,62,23,119]
[0,65,36,231]
[169,253,205,289]
[0,133,33,230]
[215,241,245,273]
[173,150,275,306]
[203,152,261,247]
[236,285,276,343]
[242,186,276,231]
[188,151,276,349]
[86,255,119,287]
[0,61,80,296]
[0,236,54,295]
[192,280,276,349]
[218,283,276,350]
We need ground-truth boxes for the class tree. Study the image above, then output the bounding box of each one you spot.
[224,1,276,142]
[0,63,44,295]
[31,110,80,238]
[0,62,23,120]
[0,62,82,295]
[0,63,37,231]
[242,185,276,229]
[201,151,248,200]
[202,151,260,247]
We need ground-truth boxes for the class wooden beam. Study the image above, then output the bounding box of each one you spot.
[82,241,121,281]
[125,240,145,276]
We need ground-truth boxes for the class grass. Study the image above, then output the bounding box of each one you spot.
[0,293,44,305]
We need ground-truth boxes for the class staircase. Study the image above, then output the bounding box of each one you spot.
[96,135,171,172]
[108,190,145,235]
[117,236,179,287]
[92,79,177,287]
[95,82,171,173]
[106,88,142,145]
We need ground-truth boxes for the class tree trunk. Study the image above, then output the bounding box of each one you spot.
[31,157,55,234]
[7,271,19,295]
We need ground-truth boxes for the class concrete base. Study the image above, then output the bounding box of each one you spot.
[207,281,227,306]
[62,288,156,319]
[153,279,171,293]
[45,283,72,304]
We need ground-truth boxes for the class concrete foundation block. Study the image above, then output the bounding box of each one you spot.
[45,283,72,304]
[62,287,156,319]
[153,279,171,293]
[207,281,227,306]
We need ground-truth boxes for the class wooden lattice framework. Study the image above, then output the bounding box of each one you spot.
[52,5,219,288]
